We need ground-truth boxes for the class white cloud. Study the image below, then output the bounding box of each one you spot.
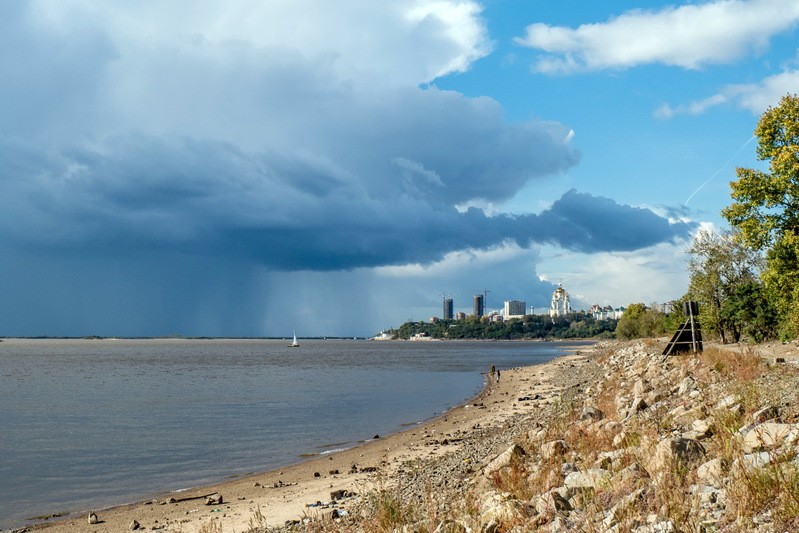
[515,0,799,74]
[537,241,690,309]
[32,0,490,87]
[657,67,799,117]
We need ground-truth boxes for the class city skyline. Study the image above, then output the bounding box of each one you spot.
[1,1,796,336]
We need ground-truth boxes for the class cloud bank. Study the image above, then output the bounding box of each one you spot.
[0,1,696,335]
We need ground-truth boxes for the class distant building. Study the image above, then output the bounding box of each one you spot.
[590,304,625,320]
[473,294,484,317]
[455,312,467,320]
[549,284,571,318]
[490,313,503,323]
[443,298,454,320]
[504,300,526,319]
[429,316,440,324]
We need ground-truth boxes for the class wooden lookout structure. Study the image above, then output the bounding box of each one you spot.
[663,301,703,355]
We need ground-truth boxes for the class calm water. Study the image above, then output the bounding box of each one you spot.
[0,338,590,530]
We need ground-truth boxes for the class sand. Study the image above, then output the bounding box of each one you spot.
[18,345,597,533]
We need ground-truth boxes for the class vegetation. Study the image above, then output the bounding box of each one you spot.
[681,93,799,342]
[685,228,775,343]
[395,312,617,340]
[614,302,679,341]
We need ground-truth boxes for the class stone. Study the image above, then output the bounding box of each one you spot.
[129,519,141,530]
[734,451,774,472]
[627,396,648,417]
[479,491,524,530]
[330,489,350,501]
[750,406,780,425]
[648,437,705,475]
[580,405,603,421]
[716,395,737,409]
[534,490,572,515]
[540,440,567,460]
[561,462,578,475]
[677,376,696,395]
[633,378,651,397]
[205,494,223,505]
[564,468,611,490]
[743,423,799,452]
[696,458,725,485]
[484,444,526,477]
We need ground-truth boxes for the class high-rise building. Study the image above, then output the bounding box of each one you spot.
[473,294,484,317]
[504,300,526,318]
[443,298,453,320]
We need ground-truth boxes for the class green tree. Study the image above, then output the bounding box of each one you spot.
[722,94,799,337]
[686,228,763,343]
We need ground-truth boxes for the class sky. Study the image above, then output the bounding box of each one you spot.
[1,0,797,337]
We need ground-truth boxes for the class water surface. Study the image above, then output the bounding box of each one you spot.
[0,338,590,529]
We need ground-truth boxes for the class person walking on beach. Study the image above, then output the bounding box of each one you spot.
[496,369,500,382]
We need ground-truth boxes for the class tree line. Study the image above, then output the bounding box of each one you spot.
[395,312,617,340]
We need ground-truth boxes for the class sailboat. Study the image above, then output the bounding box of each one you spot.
[288,331,300,347]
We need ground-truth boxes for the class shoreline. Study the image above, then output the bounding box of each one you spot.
[13,341,600,533]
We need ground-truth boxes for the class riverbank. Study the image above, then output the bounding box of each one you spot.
[13,343,602,533]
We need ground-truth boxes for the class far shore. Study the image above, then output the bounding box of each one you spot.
[15,341,598,533]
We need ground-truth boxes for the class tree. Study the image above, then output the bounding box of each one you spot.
[723,94,799,250]
[615,303,669,340]
[686,228,763,343]
[722,94,799,337]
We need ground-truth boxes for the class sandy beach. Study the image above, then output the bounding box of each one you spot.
[16,344,599,533]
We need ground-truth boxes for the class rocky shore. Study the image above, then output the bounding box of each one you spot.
[262,339,799,532]
[20,339,799,532]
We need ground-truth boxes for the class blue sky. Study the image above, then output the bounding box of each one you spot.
[1,0,797,337]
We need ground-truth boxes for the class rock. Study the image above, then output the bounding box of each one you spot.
[648,437,705,475]
[580,405,603,421]
[743,423,799,452]
[479,491,525,530]
[734,451,774,472]
[627,396,648,417]
[540,440,567,460]
[534,490,572,515]
[677,376,696,395]
[319,509,340,520]
[563,468,611,490]
[330,489,350,501]
[129,519,141,530]
[561,462,578,475]
[88,512,99,525]
[696,458,725,485]
[633,378,650,397]
[603,488,645,529]
[716,395,737,409]
[750,406,780,425]
[484,444,526,477]
[683,418,713,440]
[205,494,223,505]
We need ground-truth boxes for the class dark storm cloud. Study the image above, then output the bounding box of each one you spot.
[0,2,696,336]
[530,189,695,252]
[0,129,692,269]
